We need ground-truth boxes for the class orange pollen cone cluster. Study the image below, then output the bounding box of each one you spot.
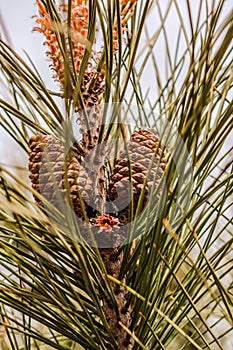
[33,0,90,87]
[34,0,138,85]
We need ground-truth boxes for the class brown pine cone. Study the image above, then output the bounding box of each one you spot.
[28,134,86,217]
[79,71,105,153]
[76,72,106,213]
[108,128,166,223]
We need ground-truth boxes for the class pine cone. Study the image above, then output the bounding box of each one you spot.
[79,71,105,153]
[28,134,86,217]
[108,128,166,223]
[74,72,106,213]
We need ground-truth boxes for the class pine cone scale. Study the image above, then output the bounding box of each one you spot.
[108,128,166,222]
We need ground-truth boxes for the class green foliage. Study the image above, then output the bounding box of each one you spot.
[0,0,232,349]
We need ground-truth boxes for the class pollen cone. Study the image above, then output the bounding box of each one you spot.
[28,134,86,217]
[108,128,166,224]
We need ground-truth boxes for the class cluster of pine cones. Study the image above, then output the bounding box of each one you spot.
[29,127,166,240]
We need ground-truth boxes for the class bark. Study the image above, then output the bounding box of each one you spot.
[99,247,134,350]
